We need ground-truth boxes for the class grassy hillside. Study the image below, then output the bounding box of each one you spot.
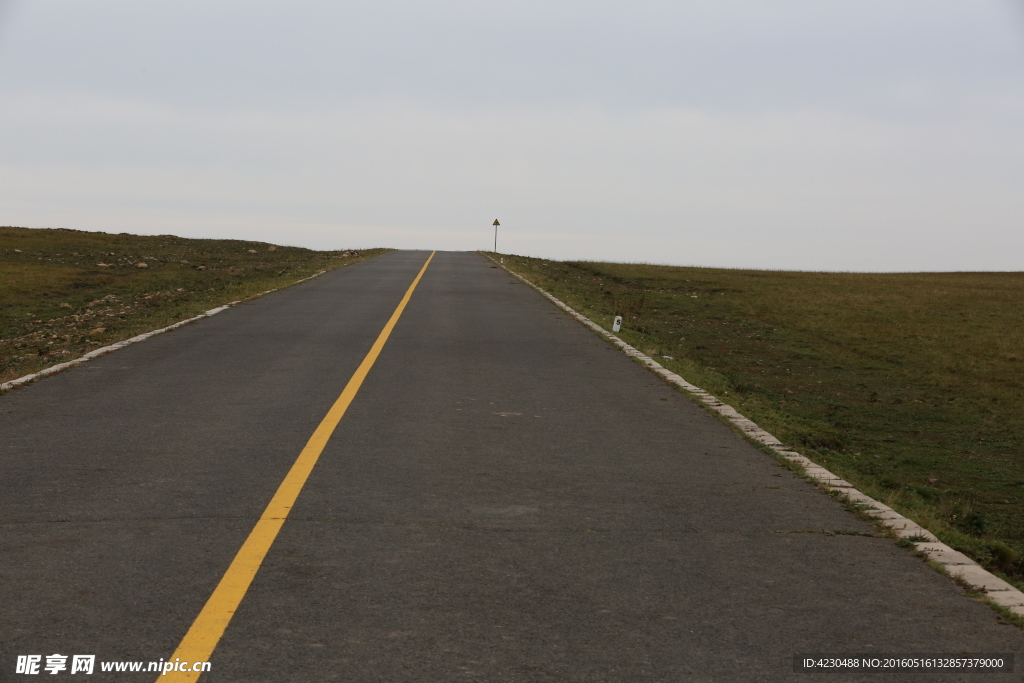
[1,226,387,384]
[495,253,1024,586]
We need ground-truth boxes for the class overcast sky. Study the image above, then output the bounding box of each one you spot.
[1,1,1022,270]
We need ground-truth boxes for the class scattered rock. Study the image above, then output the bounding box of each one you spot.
[267,246,277,251]
[96,263,110,267]
[59,303,71,308]
[196,266,206,271]
[136,262,148,268]
[89,327,106,334]
[928,478,939,484]
[14,249,22,253]
[247,249,257,253]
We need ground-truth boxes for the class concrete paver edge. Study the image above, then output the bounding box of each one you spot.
[0,270,329,394]
[489,254,1024,618]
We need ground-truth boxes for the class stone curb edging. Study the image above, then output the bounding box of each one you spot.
[0,270,328,395]
[488,255,1024,618]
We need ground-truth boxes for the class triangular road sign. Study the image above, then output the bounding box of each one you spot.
[493,219,500,226]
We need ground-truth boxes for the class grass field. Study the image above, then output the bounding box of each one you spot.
[0,226,386,385]
[494,253,1024,587]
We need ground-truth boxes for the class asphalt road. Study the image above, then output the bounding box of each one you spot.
[2,250,1022,682]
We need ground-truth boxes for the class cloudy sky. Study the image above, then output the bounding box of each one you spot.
[0,1,1022,270]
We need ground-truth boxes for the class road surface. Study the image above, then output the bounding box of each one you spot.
[2,250,1021,681]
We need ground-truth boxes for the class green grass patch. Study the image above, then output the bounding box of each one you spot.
[493,252,1024,586]
[1,226,388,384]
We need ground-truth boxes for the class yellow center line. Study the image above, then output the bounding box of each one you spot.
[159,251,435,682]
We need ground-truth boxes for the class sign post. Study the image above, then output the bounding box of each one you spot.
[492,219,500,253]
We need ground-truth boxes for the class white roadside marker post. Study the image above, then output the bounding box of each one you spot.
[612,316,622,332]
